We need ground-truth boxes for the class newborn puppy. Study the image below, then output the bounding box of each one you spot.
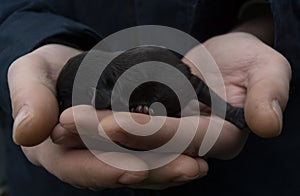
[56,46,247,129]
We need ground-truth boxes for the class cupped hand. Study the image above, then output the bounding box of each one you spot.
[22,136,207,190]
[110,32,290,157]
[51,105,208,189]
[8,44,82,146]
[200,32,291,137]
[54,32,291,160]
[8,44,208,189]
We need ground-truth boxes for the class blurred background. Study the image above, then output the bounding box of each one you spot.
[0,133,8,196]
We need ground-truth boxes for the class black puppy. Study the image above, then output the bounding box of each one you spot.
[56,46,247,129]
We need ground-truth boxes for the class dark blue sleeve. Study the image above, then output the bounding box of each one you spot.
[270,0,300,88]
[0,0,101,114]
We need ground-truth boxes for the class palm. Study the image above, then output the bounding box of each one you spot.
[203,32,291,137]
[189,32,274,107]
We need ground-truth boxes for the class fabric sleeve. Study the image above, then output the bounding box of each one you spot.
[190,0,249,42]
[0,0,101,113]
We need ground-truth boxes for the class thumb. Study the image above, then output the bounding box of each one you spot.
[8,56,59,146]
[245,54,291,137]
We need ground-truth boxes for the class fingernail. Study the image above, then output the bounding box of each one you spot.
[272,100,283,131]
[53,136,65,144]
[60,123,76,129]
[118,173,146,185]
[13,105,30,144]
[97,124,109,139]
[172,174,201,183]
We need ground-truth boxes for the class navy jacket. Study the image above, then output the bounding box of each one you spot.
[1,0,299,195]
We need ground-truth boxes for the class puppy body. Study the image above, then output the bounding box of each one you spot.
[56,46,247,129]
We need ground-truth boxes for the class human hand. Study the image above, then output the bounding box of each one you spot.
[55,32,291,160]
[118,32,290,157]
[8,44,82,146]
[8,44,208,189]
[199,32,291,137]
[23,106,208,190]
[22,135,207,190]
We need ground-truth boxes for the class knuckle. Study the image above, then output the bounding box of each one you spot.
[8,56,26,79]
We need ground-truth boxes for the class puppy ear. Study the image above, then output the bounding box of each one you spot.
[88,87,111,109]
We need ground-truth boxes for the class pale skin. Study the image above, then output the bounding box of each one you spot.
[8,44,208,190]
[7,15,291,190]
[51,32,290,158]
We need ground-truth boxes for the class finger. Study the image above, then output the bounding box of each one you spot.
[51,124,85,148]
[59,105,112,136]
[143,155,207,188]
[98,112,182,150]
[25,139,149,189]
[98,112,247,159]
[51,123,114,150]
[60,106,245,159]
[8,56,59,146]
[54,105,113,148]
[130,156,207,190]
[245,52,291,137]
